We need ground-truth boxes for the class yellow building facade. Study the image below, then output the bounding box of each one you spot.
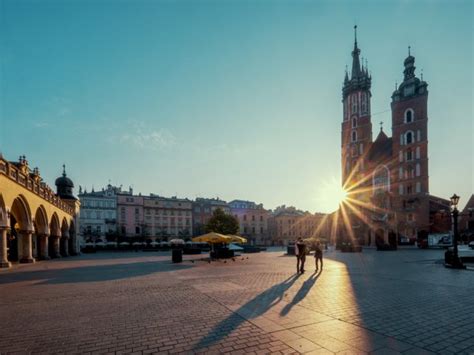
[0,155,80,268]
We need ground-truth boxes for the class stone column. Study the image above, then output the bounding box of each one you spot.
[61,237,69,257]
[51,235,61,258]
[19,230,35,264]
[0,228,11,268]
[69,234,79,256]
[39,234,50,260]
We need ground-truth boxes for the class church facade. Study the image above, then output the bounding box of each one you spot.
[340,28,433,247]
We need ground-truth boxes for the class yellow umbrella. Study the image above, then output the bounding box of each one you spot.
[228,235,247,244]
[192,232,232,244]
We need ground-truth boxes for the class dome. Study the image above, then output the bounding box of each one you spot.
[55,165,76,200]
[55,175,74,188]
[404,55,415,67]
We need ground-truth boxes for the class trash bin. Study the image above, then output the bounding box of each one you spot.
[172,248,183,263]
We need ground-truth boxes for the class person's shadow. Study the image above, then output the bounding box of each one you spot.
[194,273,302,350]
[280,270,321,316]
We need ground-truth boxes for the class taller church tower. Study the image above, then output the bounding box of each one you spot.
[341,26,373,190]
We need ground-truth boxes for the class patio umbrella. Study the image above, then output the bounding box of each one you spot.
[150,241,159,246]
[192,233,232,244]
[169,238,185,245]
[120,242,130,246]
[85,242,95,247]
[96,242,106,247]
[106,241,116,246]
[228,235,247,244]
[228,243,244,251]
[132,242,142,246]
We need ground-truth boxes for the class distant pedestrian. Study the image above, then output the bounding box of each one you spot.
[314,241,323,272]
[295,238,307,274]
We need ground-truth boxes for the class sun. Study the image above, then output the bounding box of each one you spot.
[316,178,349,212]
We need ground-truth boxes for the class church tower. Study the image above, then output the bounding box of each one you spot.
[341,26,372,190]
[391,48,429,239]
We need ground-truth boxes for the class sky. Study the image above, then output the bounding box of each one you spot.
[0,0,472,213]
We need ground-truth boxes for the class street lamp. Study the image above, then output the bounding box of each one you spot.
[446,194,465,269]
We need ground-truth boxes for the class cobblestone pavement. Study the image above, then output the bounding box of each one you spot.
[1,248,473,355]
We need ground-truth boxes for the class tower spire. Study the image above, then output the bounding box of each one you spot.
[351,25,361,79]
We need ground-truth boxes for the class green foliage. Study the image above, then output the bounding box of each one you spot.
[205,208,239,235]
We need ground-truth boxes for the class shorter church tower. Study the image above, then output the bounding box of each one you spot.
[391,48,429,239]
[341,26,373,190]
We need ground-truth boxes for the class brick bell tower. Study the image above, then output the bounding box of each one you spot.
[391,47,430,239]
[341,26,372,190]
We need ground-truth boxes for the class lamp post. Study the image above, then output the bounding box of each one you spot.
[447,194,465,269]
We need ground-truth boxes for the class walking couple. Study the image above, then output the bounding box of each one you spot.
[295,237,323,274]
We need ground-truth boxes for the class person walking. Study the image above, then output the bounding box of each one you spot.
[295,238,307,274]
[314,241,323,272]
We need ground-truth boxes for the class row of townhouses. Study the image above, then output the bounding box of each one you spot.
[78,184,331,245]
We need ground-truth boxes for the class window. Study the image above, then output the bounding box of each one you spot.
[135,226,140,234]
[416,182,421,193]
[361,92,367,113]
[352,117,357,128]
[352,130,357,142]
[399,167,403,179]
[252,215,255,221]
[400,134,404,145]
[407,185,413,195]
[260,215,263,222]
[243,215,247,221]
[260,227,264,234]
[405,109,413,123]
[416,163,421,177]
[399,151,403,162]
[407,213,414,222]
[416,147,420,159]
[417,130,421,141]
[252,227,255,234]
[406,131,413,144]
[359,143,363,155]
[399,184,404,195]
[406,149,413,161]
[351,94,357,114]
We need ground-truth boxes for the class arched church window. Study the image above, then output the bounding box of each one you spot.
[361,92,367,113]
[405,109,413,123]
[352,130,357,142]
[406,131,413,144]
[351,94,357,114]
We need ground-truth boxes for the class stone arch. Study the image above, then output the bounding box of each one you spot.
[49,213,61,258]
[10,195,34,263]
[11,195,33,232]
[34,205,49,235]
[60,218,69,257]
[50,213,61,237]
[33,205,49,259]
[0,193,8,228]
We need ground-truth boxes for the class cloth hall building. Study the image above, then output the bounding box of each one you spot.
[339,28,449,247]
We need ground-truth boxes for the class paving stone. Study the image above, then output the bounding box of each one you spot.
[1,249,473,354]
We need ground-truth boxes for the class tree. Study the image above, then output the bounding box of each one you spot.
[205,208,239,235]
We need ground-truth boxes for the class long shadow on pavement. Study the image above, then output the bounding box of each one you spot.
[280,270,321,316]
[0,261,193,285]
[194,273,302,350]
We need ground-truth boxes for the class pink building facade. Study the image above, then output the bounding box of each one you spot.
[117,193,144,237]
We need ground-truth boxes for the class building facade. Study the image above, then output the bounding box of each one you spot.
[117,190,144,238]
[0,155,80,268]
[192,198,230,236]
[229,200,269,245]
[269,206,329,246]
[340,27,433,246]
[143,195,193,240]
[78,184,120,242]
